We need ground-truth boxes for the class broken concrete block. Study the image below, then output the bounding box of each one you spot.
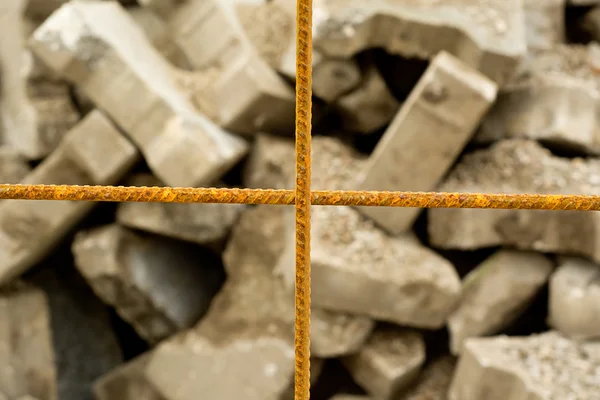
[72,224,225,344]
[548,257,600,341]
[30,0,248,187]
[116,174,244,247]
[448,250,554,354]
[165,0,296,135]
[93,354,165,400]
[0,110,137,284]
[448,331,600,400]
[400,356,456,400]
[343,328,425,400]
[335,64,400,133]
[241,0,361,103]
[143,206,296,400]
[312,0,527,85]
[476,44,600,154]
[354,51,497,235]
[311,308,374,358]
[0,147,31,183]
[243,134,296,190]
[0,0,38,158]
[428,140,600,263]
[144,204,365,400]
[267,136,460,329]
[523,0,565,51]
[28,263,123,400]
[0,283,56,400]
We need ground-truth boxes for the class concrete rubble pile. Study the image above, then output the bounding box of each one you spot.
[0,0,599,399]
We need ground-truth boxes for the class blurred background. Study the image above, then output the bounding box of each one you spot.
[0,0,599,399]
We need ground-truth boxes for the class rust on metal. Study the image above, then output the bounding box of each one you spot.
[294,0,313,398]
[1,184,600,211]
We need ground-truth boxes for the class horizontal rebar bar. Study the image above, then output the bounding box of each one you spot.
[0,184,599,211]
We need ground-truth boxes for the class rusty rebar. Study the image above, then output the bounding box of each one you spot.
[294,0,313,398]
[1,184,600,211]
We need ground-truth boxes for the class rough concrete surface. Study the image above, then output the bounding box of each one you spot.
[548,257,600,341]
[448,250,554,354]
[72,224,224,344]
[449,331,600,400]
[312,0,527,85]
[0,283,56,400]
[343,328,425,400]
[116,174,245,247]
[428,139,600,263]
[354,51,497,235]
[476,43,600,154]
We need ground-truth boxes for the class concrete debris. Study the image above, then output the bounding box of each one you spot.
[312,0,527,85]
[476,43,600,154]
[270,135,461,329]
[166,0,296,135]
[448,331,600,400]
[93,354,165,400]
[448,250,554,354]
[354,51,497,235]
[144,205,361,400]
[523,0,565,51]
[0,0,38,159]
[335,64,400,133]
[0,110,137,285]
[248,0,362,103]
[548,257,600,341]
[138,0,183,19]
[28,264,123,400]
[72,224,224,344]
[400,356,456,400]
[29,0,248,187]
[0,283,56,400]
[343,328,425,400]
[428,139,600,262]
[116,174,245,247]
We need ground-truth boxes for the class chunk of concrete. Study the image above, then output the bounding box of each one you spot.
[311,308,374,358]
[143,206,307,400]
[523,0,565,51]
[354,51,497,235]
[548,257,600,340]
[28,263,123,400]
[166,0,296,135]
[247,0,362,102]
[0,0,38,157]
[72,224,225,344]
[0,110,137,284]
[93,355,165,400]
[448,331,600,400]
[269,136,461,328]
[116,174,245,247]
[428,139,600,262]
[243,134,297,190]
[343,328,425,400]
[335,64,400,133]
[0,147,31,183]
[0,283,56,400]
[448,250,554,354]
[476,44,600,154]
[312,0,527,85]
[30,0,248,187]
[400,356,456,400]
